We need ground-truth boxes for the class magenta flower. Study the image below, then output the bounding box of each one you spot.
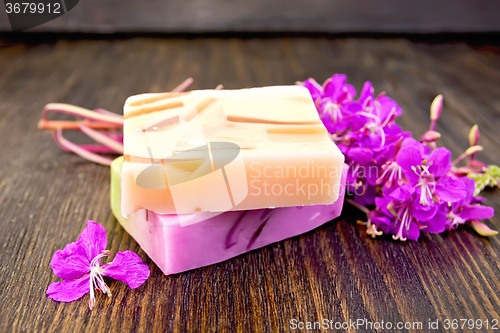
[375,184,439,241]
[355,82,403,149]
[301,74,498,241]
[46,220,150,310]
[396,138,466,206]
[344,147,379,205]
[303,74,356,106]
[302,74,358,133]
[430,177,494,231]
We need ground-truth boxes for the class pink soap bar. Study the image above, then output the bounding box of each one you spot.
[111,157,348,275]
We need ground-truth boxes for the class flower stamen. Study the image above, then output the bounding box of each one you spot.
[88,250,112,310]
[376,161,402,187]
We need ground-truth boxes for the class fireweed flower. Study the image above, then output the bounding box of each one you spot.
[46,220,150,310]
[300,75,497,240]
[356,82,403,149]
[375,184,443,241]
[301,74,358,134]
[430,177,495,232]
[396,138,466,207]
[344,147,379,205]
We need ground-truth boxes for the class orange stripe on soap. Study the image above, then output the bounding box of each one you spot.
[182,98,218,121]
[124,101,184,120]
[128,92,189,107]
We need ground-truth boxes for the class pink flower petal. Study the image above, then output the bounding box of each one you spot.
[413,202,438,222]
[435,176,467,203]
[102,251,150,289]
[77,220,108,262]
[458,205,494,221]
[46,274,90,302]
[405,221,421,241]
[396,146,422,183]
[428,147,452,177]
[50,241,91,280]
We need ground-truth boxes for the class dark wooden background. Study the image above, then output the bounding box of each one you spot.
[0,34,499,332]
[2,0,500,33]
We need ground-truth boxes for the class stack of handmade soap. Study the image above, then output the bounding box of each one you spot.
[111,85,347,275]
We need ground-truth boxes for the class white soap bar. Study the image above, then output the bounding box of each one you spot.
[121,86,344,216]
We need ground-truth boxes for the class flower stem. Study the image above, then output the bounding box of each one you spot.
[38,119,122,130]
[345,198,371,215]
[171,77,194,92]
[78,123,124,153]
[39,78,195,165]
[54,129,114,166]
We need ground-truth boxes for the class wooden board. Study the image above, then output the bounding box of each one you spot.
[0,35,499,332]
[2,0,500,33]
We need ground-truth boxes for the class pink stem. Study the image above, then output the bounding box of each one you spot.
[54,129,113,166]
[345,198,371,215]
[452,151,469,166]
[171,77,194,92]
[102,129,123,142]
[78,123,124,153]
[42,78,194,166]
[429,120,437,132]
[43,103,124,125]
[79,145,118,153]
[97,131,123,143]
[55,142,117,153]
[93,108,124,120]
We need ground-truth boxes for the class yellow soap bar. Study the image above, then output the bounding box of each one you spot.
[121,85,344,216]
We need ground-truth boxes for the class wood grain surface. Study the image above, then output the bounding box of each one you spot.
[0,35,499,333]
[2,0,500,33]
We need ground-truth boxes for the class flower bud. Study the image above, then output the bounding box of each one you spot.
[420,130,441,142]
[430,94,443,121]
[469,159,486,168]
[465,145,483,156]
[471,220,498,237]
[468,124,480,146]
[453,166,472,176]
